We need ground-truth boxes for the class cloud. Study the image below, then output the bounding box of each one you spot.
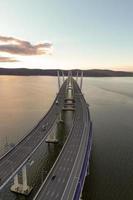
[0,56,19,62]
[0,36,52,56]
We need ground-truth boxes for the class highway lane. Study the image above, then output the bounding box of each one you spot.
[62,101,90,200]
[0,80,67,190]
[34,80,91,200]
[61,81,91,200]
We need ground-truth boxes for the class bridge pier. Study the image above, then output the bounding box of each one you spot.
[14,174,19,187]
[45,133,58,144]
[45,111,64,144]
[11,165,33,196]
[45,120,59,144]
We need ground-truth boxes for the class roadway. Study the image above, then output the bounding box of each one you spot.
[0,80,67,190]
[34,79,91,200]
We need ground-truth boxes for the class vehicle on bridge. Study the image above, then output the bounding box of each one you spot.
[42,123,48,131]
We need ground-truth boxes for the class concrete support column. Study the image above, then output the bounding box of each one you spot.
[22,165,28,191]
[14,174,19,186]
[11,164,33,195]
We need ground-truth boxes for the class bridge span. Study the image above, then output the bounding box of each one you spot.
[34,78,92,200]
[0,73,92,200]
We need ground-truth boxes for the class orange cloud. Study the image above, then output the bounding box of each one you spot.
[0,36,52,56]
[0,56,18,62]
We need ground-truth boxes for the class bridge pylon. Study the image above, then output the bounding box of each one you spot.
[80,71,83,90]
[76,71,79,82]
[62,70,65,83]
[57,70,61,90]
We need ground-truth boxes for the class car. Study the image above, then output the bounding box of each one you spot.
[42,123,48,131]
[51,175,56,180]
[56,100,59,105]
[42,125,47,130]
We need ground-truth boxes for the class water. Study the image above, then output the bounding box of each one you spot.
[0,76,133,200]
[82,77,133,200]
[0,76,58,152]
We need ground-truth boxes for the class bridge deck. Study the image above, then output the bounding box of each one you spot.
[0,81,67,190]
[34,80,91,200]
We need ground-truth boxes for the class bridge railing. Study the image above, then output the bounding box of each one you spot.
[73,117,93,200]
[71,81,93,200]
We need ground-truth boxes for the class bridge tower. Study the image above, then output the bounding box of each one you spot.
[76,71,79,82]
[57,70,61,90]
[80,71,83,90]
[62,70,65,83]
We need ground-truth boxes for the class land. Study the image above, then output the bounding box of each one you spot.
[0,68,133,77]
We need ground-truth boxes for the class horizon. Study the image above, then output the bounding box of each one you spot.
[0,0,133,71]
[0,67,133,73]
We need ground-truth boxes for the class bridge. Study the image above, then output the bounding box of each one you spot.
[0,71,92,200]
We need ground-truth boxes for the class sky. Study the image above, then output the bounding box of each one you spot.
[0,0,133,71]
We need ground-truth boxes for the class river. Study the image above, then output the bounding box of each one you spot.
[0,76,133,200]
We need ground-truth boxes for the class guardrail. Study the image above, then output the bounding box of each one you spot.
[73,119,93,200]
[59,80,92,200]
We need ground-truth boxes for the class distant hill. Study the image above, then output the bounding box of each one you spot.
[0,68,133,77]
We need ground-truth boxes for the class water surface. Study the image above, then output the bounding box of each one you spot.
[0,76,133,200]
[82,77,133,200]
